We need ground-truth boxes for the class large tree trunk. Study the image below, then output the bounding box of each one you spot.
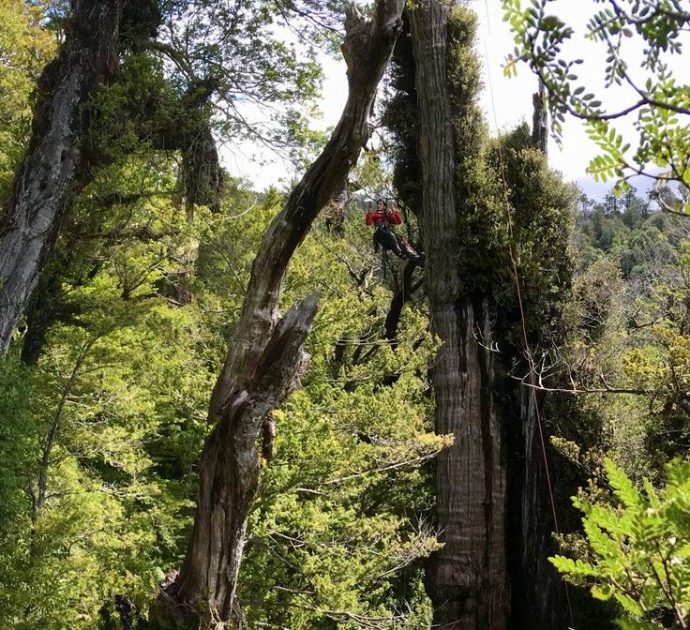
[410,2,509,627]
[153,296,318,628]
[147,79,225,218]
[151,2,405,626]
[0,0,125,355]
[206,0,404,424]
[506,387,571,629]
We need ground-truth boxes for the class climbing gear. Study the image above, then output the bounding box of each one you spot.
[369,211,424,264]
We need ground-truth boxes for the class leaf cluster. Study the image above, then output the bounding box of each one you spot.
[551,457,690,629]
[503,0,690,209]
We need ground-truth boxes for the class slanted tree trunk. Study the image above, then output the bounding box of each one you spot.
[0,0,126,355]
[150,2,405,626]
[410,2,508,627]
[384,261,421,344]
[18,100,223,363]
[20,267,64,366]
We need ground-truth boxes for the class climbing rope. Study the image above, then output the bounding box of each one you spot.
[482,3,576,628]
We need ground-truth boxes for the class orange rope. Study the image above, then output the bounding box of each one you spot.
[481,4,576,627]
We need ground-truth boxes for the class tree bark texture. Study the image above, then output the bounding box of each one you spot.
[410,2,509,628]
[505,387,573,629]
[384,261,420,345]
[153,2,405,626]
[155,296,318,627]
[146,79,225,217]
[181,126,223,217]
[20,265,64,366]
[0,0,125,355]
[531,81,549,156]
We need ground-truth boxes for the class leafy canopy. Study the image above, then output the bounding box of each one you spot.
[503,0,690,208]
[551,458,690,629]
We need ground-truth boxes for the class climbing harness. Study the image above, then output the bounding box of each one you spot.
[366,199,424,265]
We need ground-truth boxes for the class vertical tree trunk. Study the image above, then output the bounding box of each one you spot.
[151,2,405,626]
[531,81,549,155]
[0,0,125,355]
[410,2,508,627]
[506,388,573,629]
[505,93,581,629]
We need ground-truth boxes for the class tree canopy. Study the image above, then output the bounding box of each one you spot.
[0,1,689,629]
[504,0,690,209]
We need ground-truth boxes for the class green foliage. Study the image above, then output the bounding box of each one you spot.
[489,126,577,348]
[0,0,56,200]
[0,155,215,627]
[0,142,441,626]
[157,0,325,147]
[197,188,445,627]
[82,53,172,164]
[443,8,578,352]
[551,458,690,629]
[545,185,690,528]
[446,6,504,298]
[386,12,423,214]
[503,0,690,210]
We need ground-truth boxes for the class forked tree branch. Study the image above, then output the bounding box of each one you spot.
[151,2,406,626]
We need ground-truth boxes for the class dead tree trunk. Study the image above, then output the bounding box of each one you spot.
[410,2,508,627]
[531,81,549,156]
[384,261,421,344]
[150,2,405,627]
[0,0,125,355]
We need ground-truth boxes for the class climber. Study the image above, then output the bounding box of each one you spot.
[365,199,424,264]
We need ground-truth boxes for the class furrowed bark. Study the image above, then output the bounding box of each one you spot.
[410,2,508,627]
[153,295,318,628]
[151,1,405,626]
[147,79,225,217]
[20,266,64,366]
[506,388,571,629]
[506,86,580,629]
[0,0,126,355]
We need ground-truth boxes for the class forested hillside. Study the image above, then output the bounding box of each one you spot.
[0,1,688,629]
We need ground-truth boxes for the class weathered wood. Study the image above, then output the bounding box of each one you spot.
[155,294,318,627]
[384,261,420,344]
[531,81,549,156]
[507,387,570,629]
[152,2,406,626]
[0,0,126,355]
[410,2,508,627]
[208,0,405,422]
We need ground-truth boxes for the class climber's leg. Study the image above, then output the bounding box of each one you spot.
[375,228,404,258]
[396,235,426,264]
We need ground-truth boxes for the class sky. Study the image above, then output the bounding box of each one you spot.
[221,0,677,200]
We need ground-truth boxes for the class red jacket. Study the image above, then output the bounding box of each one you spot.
[365,209,402,227]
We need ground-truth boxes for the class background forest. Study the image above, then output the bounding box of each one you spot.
[0,1,688,629]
